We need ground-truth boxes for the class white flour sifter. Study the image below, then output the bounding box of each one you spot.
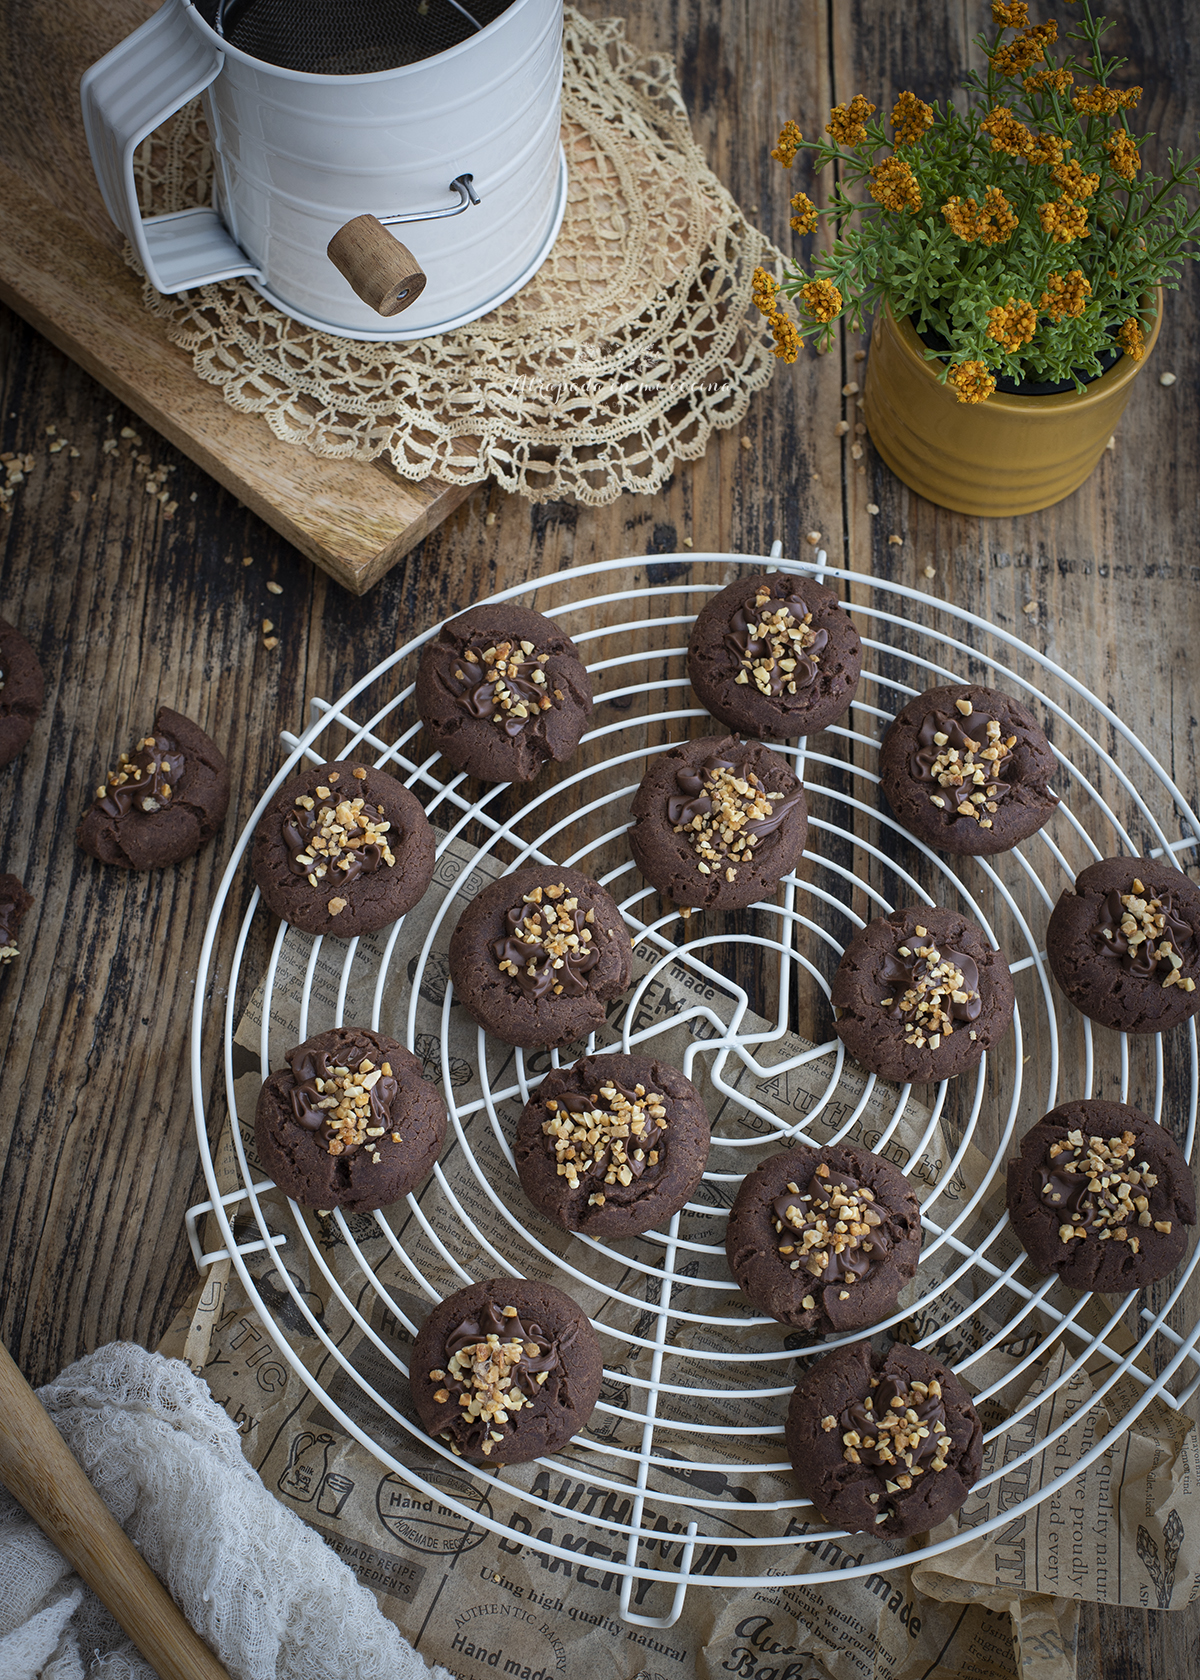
[81,0,567,341]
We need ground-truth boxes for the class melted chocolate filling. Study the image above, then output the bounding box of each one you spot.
[491,894,599,999]
[284,1043,398,1147]
[909,712,1015,817]
[95,735,184,818]
[436,1303,558,1454]
[725,583,828,694]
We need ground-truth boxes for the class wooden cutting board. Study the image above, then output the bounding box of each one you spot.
[0,0,473,594]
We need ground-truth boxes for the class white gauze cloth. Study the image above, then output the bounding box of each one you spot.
[0,1342,456,1680]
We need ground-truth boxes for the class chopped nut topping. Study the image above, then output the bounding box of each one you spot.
[911,708,1017,824]
[283,773,396,917]
[444,637,558,733]
[881,935,982,1049]
[1095,878,1197,993]
[93,733,184,819]
[728,582,828,699]
[1046,1129,1171,1245]
[838,1371,952,1491]
[285,1045,399,1157]
[433,1303,558,1458]
[543,1079,668,1197]
[492,886,599,1000]
[667,747,802,882]
[773,1165,889,1289]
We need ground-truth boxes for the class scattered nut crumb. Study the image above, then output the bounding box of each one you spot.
[851,442,863,460]
[923,564,936,579]
[740,436,753,451]
[835,420,850,436]
[262,619,274,633]
[70,489,81,503]
[1106,435,1116,451]
[842,381,859,396]
[242,555,254,567]
[1159,372,1177,386]
[682,536,693,548]
[485,509,496,525]
[866,502,880,515]
[190,491,198,501]
[120,426,139,439]
[263,636,279,650]
[854,349,866,362]
[887,533,903,545]
[805,530,822,546]
[266,580,283,594]
[1022,600,1039,616]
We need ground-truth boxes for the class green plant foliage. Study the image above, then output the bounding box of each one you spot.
[764,1,1200,394]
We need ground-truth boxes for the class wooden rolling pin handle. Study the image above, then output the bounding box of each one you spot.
[326,216,428,317]
[0,1340,232,1680]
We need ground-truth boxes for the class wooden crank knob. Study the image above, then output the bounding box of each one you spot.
[326,216,428,317]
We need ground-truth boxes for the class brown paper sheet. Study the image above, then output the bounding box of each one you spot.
[161,831,1200,1680]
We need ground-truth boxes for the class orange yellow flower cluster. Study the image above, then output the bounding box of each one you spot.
[992,1,1029,25]
[948,361,998,403]
[825,95,876,147]
[981,106,1035,156]
[771,121,804,168]
[751,267,801,363]
[987,297,1039,352]
[991,21,1057,77]
[789,192,819,235]
[942,187,1019,244]
[1039,195,1090,243]
[1051,159,1099,198]
[891,91,934,147]
[800,278,843,324]
[1038,268,1091,319]
[1072,84,1141,115]
[1107,132,1141,180]
[1024,130,1068,167]
[869,156,922,214]
[1117,316,1145,360]
[1024,67,1075,95]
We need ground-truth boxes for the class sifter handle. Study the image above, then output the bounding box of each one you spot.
[0,1339,233,1680]
[327,217,428,317]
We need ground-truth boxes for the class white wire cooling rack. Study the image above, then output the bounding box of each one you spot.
[188,548,1200,1626]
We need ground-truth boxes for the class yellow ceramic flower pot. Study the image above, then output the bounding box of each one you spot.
[861,294,1161,517]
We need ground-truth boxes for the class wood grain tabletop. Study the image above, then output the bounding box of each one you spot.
[1,1,1197,1675]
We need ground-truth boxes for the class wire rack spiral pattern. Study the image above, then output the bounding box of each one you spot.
[189,551,1200,1625]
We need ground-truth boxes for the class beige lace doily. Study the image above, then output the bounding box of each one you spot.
[133,9,782,505]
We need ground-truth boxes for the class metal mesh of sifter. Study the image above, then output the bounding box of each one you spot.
[196,0,513,74]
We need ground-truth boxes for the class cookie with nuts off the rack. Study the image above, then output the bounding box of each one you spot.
[878,683,1057,855]
[255,1026,447,1212]
[628,734,808,911]
[410,1277,603,1465]
[787,1341,982,1539]
[1006,1099,1196,1290]
[251,760,434,936]
[831,906,1015,1083]
[687,572,862,739]
[1046,857,1200,1033]
[448,865,632,1049]
[76,707,230,869]
[725,1145,921,1333]
[514,1053,710,1238]
[415,603,593,783]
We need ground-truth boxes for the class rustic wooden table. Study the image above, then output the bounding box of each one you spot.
[1,0,1196,1675]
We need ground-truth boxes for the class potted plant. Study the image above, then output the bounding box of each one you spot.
[755,1,1200,517]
